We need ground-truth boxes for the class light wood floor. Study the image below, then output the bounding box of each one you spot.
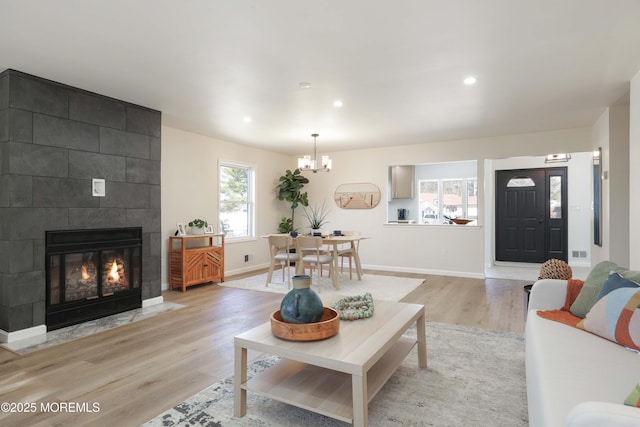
[0,269,529,427]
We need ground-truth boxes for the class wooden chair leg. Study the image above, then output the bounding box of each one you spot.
[315,264,322,293]
[266,260,276,286]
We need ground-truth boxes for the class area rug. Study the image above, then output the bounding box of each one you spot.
[220,269,425,302]
[143,322,527,427]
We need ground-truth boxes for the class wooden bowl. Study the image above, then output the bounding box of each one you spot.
[270,307,340,341]
[450,218,473,225]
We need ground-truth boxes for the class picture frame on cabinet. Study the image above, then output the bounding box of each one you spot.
[204,224,215,234]
[176,223,186,236]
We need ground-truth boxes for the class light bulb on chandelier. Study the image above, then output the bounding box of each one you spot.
[297,133,332,173]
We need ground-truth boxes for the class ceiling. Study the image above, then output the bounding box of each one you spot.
[2,0,640,155]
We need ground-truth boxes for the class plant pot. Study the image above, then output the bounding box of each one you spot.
[191,226,204,235]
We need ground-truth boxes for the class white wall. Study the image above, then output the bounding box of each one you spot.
[631,70,640,270]
[161,126,292,289]
[161,125,591,283]
[591,104,631,267]
[301,127,591,278]
[609,104,630,267]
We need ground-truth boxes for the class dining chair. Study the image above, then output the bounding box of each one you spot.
[337,231,361,279]
[296,235,334,291]
[266,234,299,288]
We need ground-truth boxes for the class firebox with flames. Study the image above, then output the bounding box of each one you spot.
[61,253,129,301]
[46,227,142,331]
[103,257,129,294]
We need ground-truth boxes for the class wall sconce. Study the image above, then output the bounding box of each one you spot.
[545,153,572,163]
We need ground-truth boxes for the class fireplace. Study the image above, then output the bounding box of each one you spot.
[45,227,143,331]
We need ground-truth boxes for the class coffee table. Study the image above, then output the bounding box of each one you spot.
[234,300,426,426]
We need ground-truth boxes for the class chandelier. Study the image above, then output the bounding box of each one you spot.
[297,133,332,173]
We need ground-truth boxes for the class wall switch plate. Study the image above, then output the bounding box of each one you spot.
[92,178,106,197]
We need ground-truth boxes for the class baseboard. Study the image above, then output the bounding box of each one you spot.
[0,324,47,344]
[363,264,485,279]
[225,262,270,277]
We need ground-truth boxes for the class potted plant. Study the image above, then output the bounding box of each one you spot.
[276,169,309,232]
[188,218,208,235]
[278,217,293,234]
[303,202,330,235]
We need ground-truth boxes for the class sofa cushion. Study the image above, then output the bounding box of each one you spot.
[526,312,640,427]
[595,271,640,301]
[622,269,640,283]
[625,383,640,407]
[570,260,621,318]
[578,287,640,351]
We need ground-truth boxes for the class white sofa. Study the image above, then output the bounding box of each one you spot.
[525,279,640,427]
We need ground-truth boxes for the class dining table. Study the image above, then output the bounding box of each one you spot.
[313,234,367,290]
[263,233,367,290]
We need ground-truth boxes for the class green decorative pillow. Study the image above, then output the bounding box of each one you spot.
[625,383,640,407]
[622,269,640,284]
[570,261,621,318]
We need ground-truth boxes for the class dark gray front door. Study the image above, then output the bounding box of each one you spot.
[495,167,568,263]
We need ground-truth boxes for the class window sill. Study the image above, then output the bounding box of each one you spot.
[224,236,257,244]
[384,222,481,228]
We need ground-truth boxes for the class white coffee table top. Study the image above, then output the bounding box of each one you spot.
[235,299,424,374]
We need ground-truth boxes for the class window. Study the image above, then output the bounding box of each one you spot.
[506,176,535,187]
[219,162,255,240]
[419,178,477,224]
[549,175,562,219]
[388,160,477,224]
[419,181,439,224]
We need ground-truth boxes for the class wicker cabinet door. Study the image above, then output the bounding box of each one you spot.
[202,250,220,281]
[184,250,207,285]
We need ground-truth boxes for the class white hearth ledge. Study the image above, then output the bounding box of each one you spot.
[0,324,47,344]
[143,296,164,308]
[0,297,164,344]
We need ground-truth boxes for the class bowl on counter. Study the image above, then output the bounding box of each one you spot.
[450,218,473,225]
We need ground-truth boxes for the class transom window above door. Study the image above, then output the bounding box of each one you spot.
[506,176,536,187]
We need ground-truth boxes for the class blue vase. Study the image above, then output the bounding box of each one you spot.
[280,275,324,324]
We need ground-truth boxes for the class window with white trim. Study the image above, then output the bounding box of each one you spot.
[419,178,478,224]
[219,162,255,240]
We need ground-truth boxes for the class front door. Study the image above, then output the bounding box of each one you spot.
[495,168,568,263]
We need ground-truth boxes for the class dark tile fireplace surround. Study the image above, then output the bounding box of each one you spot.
[0,69,162,338]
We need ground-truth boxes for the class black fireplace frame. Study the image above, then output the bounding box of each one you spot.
[45,227,143,331]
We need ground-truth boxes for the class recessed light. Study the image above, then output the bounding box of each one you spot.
[243,116,252,123]
[333,100,343,108]
[299,81,312,89]
[464,76,477,85]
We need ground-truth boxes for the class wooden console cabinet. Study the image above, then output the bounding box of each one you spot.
[169,234,224,292]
